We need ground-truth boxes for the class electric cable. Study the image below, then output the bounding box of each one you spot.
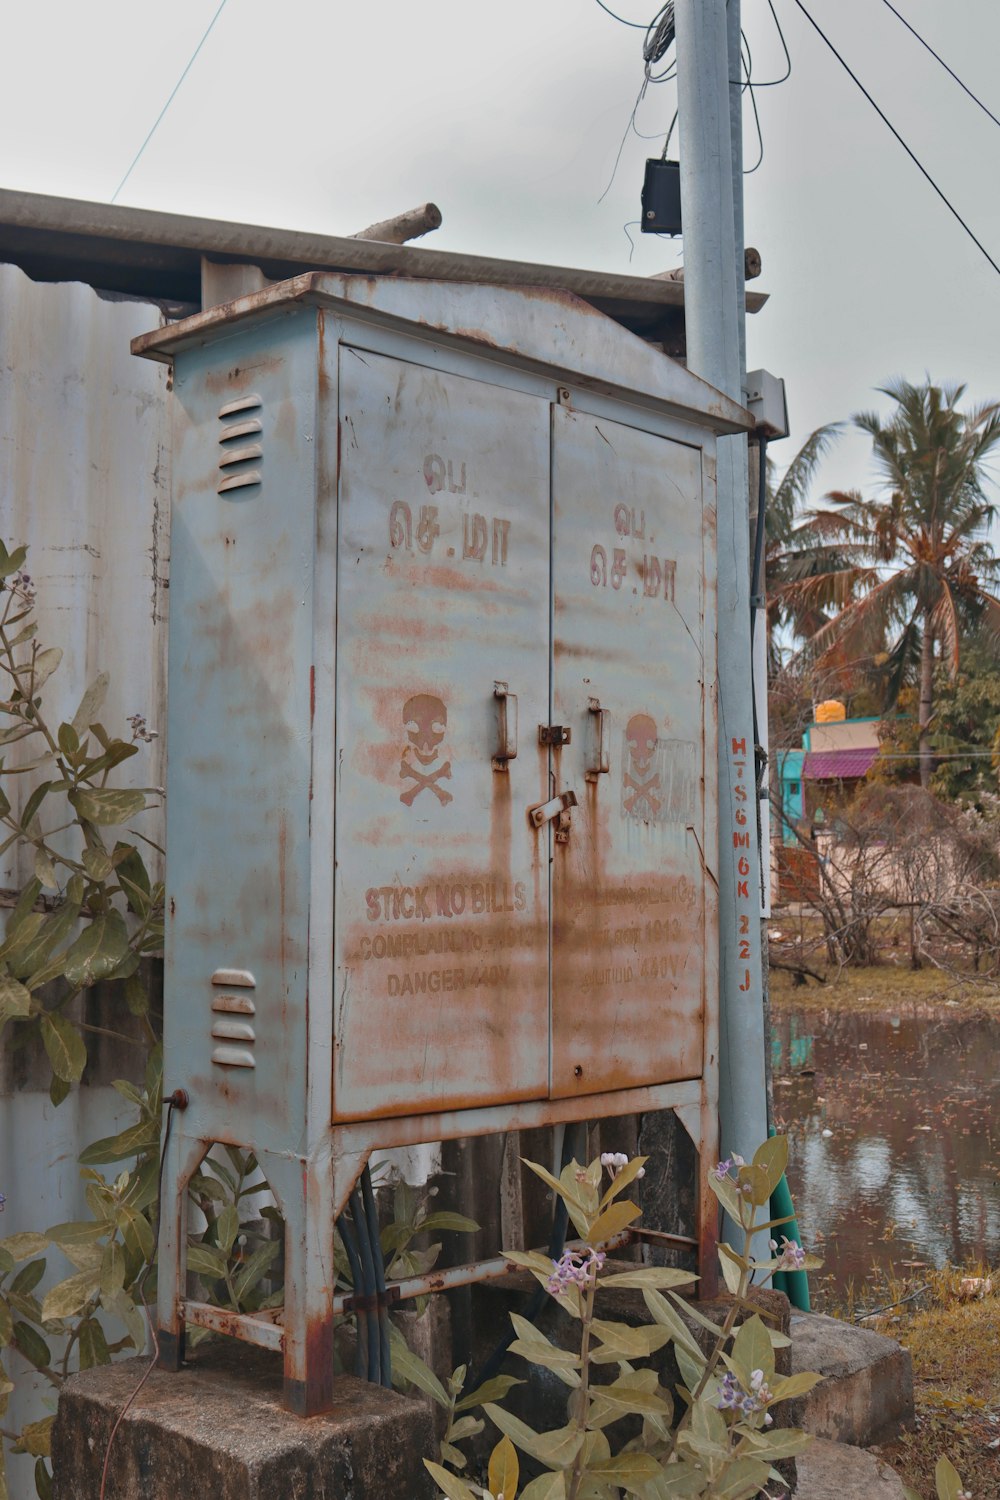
[349,1185,381,1384]
[360,1165,392,1389]
[598,2,678,201]
[593,0,650,28]
[878,0,1000,133]
[743,52,765,173]
[643,3,675,70]
[336,1208,368,1379]
[110,0,230,203]
[750,0,793,87]
[99,1091,185,1500]
[787,0,1000,280]
[623,219,642,258]
[750,438,770,882]
[660,110,678,160]
[750,437,769,648]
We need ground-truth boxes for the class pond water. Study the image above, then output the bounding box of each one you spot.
[773,1007,1000,1305]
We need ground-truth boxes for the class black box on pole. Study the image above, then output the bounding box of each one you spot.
[641,159,682,235]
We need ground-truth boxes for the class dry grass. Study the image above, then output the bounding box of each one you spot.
[827,1264,1000,1497]
[768,959,1000,1017]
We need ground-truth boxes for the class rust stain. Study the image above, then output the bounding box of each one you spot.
[317,311,328,398]
[397,561,510,596]
[203,352,283,395]
[332,859,549,1123]
[278,812,288,983]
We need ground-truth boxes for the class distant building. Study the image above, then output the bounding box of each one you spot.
[773,702,883,903]
[776,700,882,846]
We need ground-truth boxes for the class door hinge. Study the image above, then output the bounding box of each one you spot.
[538,724,572,746]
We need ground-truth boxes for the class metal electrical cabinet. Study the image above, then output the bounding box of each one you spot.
[133,272,752,1413]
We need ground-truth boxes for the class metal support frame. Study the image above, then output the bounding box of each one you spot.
[156,1079,719,1410]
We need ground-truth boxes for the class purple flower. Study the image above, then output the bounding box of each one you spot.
[8,571,35,605]
[127,712,159,744]
[547,1247,606,1295]
[775,1237,806,1270]
[0,1191,6,1212]
[713,1159,733,1180]
[716,1367,773,1420]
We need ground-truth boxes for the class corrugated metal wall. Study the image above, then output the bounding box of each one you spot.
[0,264,171,1500]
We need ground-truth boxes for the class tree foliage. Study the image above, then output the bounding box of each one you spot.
[777,380,1000,787]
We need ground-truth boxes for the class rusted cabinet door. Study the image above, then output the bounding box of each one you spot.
[549,405,710,1099]
[332,348,551,1121]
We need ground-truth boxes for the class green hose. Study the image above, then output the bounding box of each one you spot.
[768,1134,810,1312]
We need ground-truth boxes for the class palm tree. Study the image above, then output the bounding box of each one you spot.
[784,379,1000,787]
[761,422,844,658]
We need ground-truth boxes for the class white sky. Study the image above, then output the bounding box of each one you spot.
[2,0,999,506]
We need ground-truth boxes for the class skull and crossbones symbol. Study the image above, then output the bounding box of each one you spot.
[623,713,662,818]
[400,693,453,806]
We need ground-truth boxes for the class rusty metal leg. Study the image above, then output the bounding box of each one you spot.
[156,1135,207,1370]
[265,1143,370,1415]
[676,1096,720,1300]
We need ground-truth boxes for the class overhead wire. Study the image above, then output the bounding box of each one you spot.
[596,1,677,202]
[787,0,1000,280]
[593,0,650,28]
[878,0,1000,133]
[597,0,789,229]
[110,0,230,204]
[752,0,793,87]
[743,50,765,174]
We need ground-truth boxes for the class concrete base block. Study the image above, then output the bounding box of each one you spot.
[51,1342,436,1500]
[796,1436,907,1498]
[791,1313,914,1447]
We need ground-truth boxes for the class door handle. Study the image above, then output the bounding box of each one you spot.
[493,681,518,770]
[586,697,611,781]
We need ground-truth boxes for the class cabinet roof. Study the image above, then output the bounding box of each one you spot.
[133,270,753,435]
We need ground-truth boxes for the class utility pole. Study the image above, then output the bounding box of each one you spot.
[673,0,769,1183]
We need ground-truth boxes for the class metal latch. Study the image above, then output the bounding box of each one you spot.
[529,789,578,843]
[538,724,572,746]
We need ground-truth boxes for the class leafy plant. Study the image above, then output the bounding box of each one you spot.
[0,541,163,1096]
[391,1342,522,1476]
[425,1141,823,1500]
[780,379,1000,787]
[0,542,171,1496]
[903,1454,972,1500]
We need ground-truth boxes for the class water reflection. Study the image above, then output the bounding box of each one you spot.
[773,1009,1000,1301]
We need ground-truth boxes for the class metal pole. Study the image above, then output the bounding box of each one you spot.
[673,0,769,1187]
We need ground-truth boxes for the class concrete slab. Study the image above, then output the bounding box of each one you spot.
[795,1436,907,1498]
[791,1312,914,1447]
[51,1341,436,1500]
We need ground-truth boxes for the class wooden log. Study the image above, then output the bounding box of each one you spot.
[352,203,443,244]
[651,245,762,283]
